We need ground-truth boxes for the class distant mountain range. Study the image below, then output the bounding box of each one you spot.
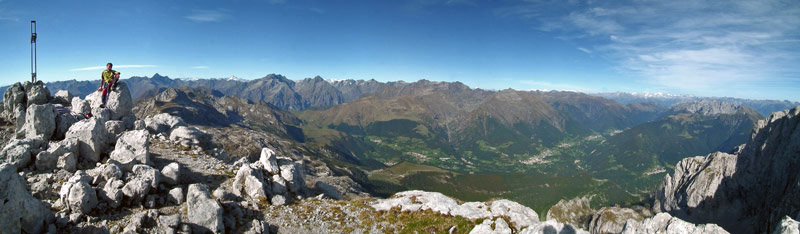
[594,92,799,116]
[3,74,797,115]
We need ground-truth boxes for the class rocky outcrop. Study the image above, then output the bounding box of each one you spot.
[169,126,211,149]
[3,82,26,120]
[186,183,225,234]
[0,163,55,234]
[35,138,78,172]
[1,137,45,169]
[161,162,180,185]
[587,206,652,234]
[144,113,186,136]
[53,90,73,106]
[71,97,91,115]
[773,216,800,234]
[233,164,270,202]
[26,81,51,106]
[654,106,800,234]
[620,213,728,234]
[54,112,79,140]
[84,82,132,120]
[109,129,151,171]
[370,190,583,233]
[669,100,749,116]
[58,171,98,214]
[546,196,594,228]
[65,118,107,164]
[24,104,56,141]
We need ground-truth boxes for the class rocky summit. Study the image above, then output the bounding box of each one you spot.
[1,80,799,234]
[654,106,800,234]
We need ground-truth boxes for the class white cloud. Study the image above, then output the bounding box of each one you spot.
[70,65,157,71]
[502,0,800,93]
[191,66,209,69]
[577,47,591,54]
[185,10,227,22]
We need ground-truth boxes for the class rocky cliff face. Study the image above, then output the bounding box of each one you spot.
[654,106,800,234]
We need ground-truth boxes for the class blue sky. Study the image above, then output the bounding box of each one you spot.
[0,0,798,101]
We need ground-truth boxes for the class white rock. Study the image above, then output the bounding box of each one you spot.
[1,142,33,169]
[271,174,287,195]
[161,162,181,185]
[109,130,151,171]
[490,199,540,229]
[144,113,186,135]
[132,164,160,190]
[620,213,729,234]
[105,82,133,120]
[0,163,55,234]
[105,120,126,136]
[99,177,124,208]
[3,82,26,120]
[186,184,225,234]
[169,126,211,149]
[35,139,78,171]
[24,104,56,140]
[259,148,278,175]
[469,219,494,234]
[279,162,305,193]
[57,152,77,172]
[54,112,79,140]
[26,81,50,106]
[233,164,269,201]
[70,97,91,115]
[519,220,589,234]
[773,216,800,234]
[169,187,185,204]
[494,218,513,234]
[271,194,286,206]
[65,118,107,163]
[53,90,73,106]
[59,171,98,214]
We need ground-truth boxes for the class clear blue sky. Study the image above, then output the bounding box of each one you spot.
[1,0,798,101]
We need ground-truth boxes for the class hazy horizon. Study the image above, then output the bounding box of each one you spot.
[1,0,798,101]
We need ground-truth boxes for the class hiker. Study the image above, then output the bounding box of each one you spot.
[97,62,120,108]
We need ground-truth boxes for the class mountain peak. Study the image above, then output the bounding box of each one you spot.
[669,99,745,116]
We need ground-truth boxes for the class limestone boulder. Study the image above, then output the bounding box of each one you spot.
[144,113,186,135]
[0,163,54,234]
[620,213,729,234]
[65,118,107,164]
[58,171,98,214]
[24,104,56,140]
[54,112,79,140]
[3,82,26,120]
[232,164,269,201]
[1,137,45,169]
[26,81,50,106]
[109,130,151,171]
[70,97,91,115]
[169,126,211,149]
[279,162,306,194]
[52,90,73,106]
[161,162,180,186]
[186,184,225,234]
[35,138,78,171]
[105,81,133,120]
[259,148,279,175]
